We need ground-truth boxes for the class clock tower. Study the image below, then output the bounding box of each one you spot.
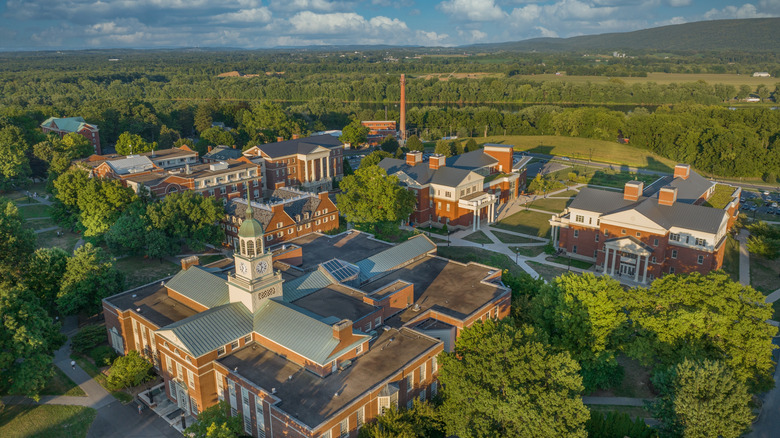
[228,196,283,313]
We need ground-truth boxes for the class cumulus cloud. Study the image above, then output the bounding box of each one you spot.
[666,0,692,7]
[438,0,507,21]
[536,26,559,38]
[269,0,349,12]
[288,11,407,36]
[704,3,771,19]
[213,7,272,23]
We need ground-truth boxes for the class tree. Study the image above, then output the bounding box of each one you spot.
[438,319,589,438]
[434,140,456,157]
[194,104,214,134]
[747,221,780,259]
[76,178,137,236]
[358,401,445,438]
[586,411,655,438]
[359,150,392,169]
[57,243,125,315]
[464,138,477,152]
[22,247,70,314]
[115,131,157,155]
[105,202,149,256]
[343,157,355,176]
[158,124,181,149]
[531,273,627,391]
[106,350,153,390]
[340,120,369,147]
[622,271,777,392]
[199,127,236,148]
[185,401,243,438]
[0,286,64,400]
[60,132,93,159]
[405,135,424,152]
[501,270,544,324]
[651,359,752,438]
[0,199,36,283]
[379,135,400,154]
[240,101,304,142]
[0,125,31,189]
[145,191,224,250]
[145,229,178,261]
[336,166,416,226]
[757,85,771,102]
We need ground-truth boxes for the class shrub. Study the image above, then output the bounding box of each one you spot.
[106,351,153,391]
[72,325,107,355]
[90,345,118,367]
[586,411,656,438]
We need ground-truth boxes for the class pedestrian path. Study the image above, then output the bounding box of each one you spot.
[737,229,751,286]
[765,288,780,304]
[581,396,650,407]
[34,226,60,234]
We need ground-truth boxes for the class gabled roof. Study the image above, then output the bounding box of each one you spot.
[356,235,436,283]
[445,149,498,170]
[157,302,252,357]
[632,195,726,234]
[41,116,97,133]
[203,146,243,161]
[282,269,335,302]
[165,266,229,309]
[253,299,367,365]
[568,187,637,214]
[378,158,478,188]
[252,135,343,159]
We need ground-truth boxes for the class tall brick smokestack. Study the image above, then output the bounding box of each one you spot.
[400,74,406,141]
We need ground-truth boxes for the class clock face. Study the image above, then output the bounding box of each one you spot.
[256,261,268,275]
[238,262,248,274]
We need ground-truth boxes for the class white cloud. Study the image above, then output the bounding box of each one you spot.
[269,0,348,12]
[666,0,692,7]
[288,11,407,35]
[758,0,780,12]
[213,7,272,23]
[415,30,450,46]
[704,3,771,19]
[535,26,559,37]
[509,4,542,22]
[439,0,507,21]
[545,0,618,20]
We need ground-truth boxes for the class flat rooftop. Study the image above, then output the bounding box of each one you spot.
[291,285,376,323]
[283,232,391,270]
[367,256,506,324]
[218,327,440,428]
[105,284,198,328]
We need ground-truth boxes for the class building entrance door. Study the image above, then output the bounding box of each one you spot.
[619,263,635,277]
[175,381,190,415]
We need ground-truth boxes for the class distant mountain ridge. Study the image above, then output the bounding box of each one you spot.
[467,18,780,52]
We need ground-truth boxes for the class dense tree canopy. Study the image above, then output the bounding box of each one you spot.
[438,319,589,438]
[145,191,224,251]
[0,199,36,283]
[336,166,416,225]
[185,401,243,438]
[340,119,369,147]
[22,247,70,315]
[115,131,158,155]
[359,150,392,169]
[57,243,125,315]
[358,401,445,438]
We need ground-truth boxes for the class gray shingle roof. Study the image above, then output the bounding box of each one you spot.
[253,299,366,365]
[255,135,342,159]
[378,158,477,188]
[669,171,714,204]
[203,146,243,161]
[282,269,335,302]
[445,149,497,170]
[165,266,229,309]
[157,302,252,357]
[568,187,638,214]
[633,195,726,233]
[356,235,436,283]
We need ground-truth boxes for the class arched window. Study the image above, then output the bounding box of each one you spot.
[246,240,255,257]
[256,239,263,253]
[240,239,246,255]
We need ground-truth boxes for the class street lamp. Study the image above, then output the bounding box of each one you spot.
[515,248,520,264]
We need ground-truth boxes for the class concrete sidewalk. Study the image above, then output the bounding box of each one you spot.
[582,396,650,407]
[737,229,751,286]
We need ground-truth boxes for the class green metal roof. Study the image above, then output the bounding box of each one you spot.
[158,302,252,357]
[253,299,367,365]
[41,116,95,133]
[282,269,335,302]
[166,266,229,309]
[356,235,436,283]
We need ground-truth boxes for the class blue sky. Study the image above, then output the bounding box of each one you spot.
[0,0,778,50]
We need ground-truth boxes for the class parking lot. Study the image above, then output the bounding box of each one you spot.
[740,191,780,218]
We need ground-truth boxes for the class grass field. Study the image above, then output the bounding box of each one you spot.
[588,355,656,400]
[114,256,180,289]
[509,245,546,257]
[71,356,133,403]
[508,72,778,88]
[36,229,79,252]
[0,404,96,438]
[528,261,569,282]
[43,366,86,397]
[528,195,576,213]
[198,254,228,266]
[491,230,542,244]
[587,404,653,420]
[750,255,780,295]
[17,204,52,219]
[721,236,741,283]
[437,246,526,277]
[462,230,493,244]
[474,135,678,172]
[545,255,594,270]
[494,210,552,238]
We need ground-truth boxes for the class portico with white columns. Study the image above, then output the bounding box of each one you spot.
[458,192,498,231]
[602,237,652,284]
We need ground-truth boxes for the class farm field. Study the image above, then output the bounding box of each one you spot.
[507,72,778,87]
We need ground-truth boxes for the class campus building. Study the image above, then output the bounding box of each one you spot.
[378,145,526,231]
[360,121,397,146]
[243,135,345,195]
[41,116,102,154]
[549,164,741,283]
[221,188,339,249]
[103,212,510,437]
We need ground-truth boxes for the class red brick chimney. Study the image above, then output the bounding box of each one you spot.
[400,74,406,141]
[332,319,353,341]
[674,164,691,180]
[623,180,644,201]
[181,255,200,270]
[207,146,212,153]
[292,134,300,140]
[658,186,678,206]
[429,154,446,170]
[406,151,422,166]
[277,136,284,143]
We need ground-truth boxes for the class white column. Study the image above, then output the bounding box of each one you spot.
[318,158,324,181]
[610,248,618,276]
[642,255,649,283]
[472,208,477,232]
[303,160,308,182]
[603,247,610,272]
[634,255,640,282]
[326,157,331,179]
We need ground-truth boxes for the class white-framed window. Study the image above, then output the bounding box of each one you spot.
[306,223,311,229]
[267,235,273,241]
[220,187,227,194]
[176,362,183,379]
[670,233,680,241]
[165,355,172,374]
[652,256,657,264]
[339,417,349,438]
[277,231,283,237]
[431,381,438,397]
[419,388,426,402]
[374,316,381,327]
[595,234,599,242]
[231,340,239,350]
[255,394,266,438]
[670,267,676,274]
[216,373,224,401]
[188,369,195,389]
[697,255,704,264]
[636,232,641,237]
[244,334,251,343]
[277,221,283,229]
[406,374,414,393]
[228,381,237,416]
[190,396,199,415]
[653,238,659,246]
[575,215,584,223]
[695,238,706,246]
[169,379,177,401]
[288,228,294,234]
[419,364,426,381]
[321,430,331,438]
[356,406,365,429]
[378,396,390,414]
[573,245,577,254]
[356,344,363,355]
[573,230,579,238]
[241,386,252,435]
[671,250,678,259]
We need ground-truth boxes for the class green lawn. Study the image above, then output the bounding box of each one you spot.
[473,135,678,172]
[416,226,449,235]
[36,229,80,252]
[588,355,657,400]
[545,255,594,270]
[24,218,57,231]
[527,261,570,282]
[114,256,180,289]
[42,366,86,397]
[71,356,132,403]
[509,245,547,257]
[721,236,741,282]
[586,404,653,420]
[528,196,575,213]
[491,230,542,244]
[437,246,526,277]
[462,230,493,244]
[750,255,780,295]
[0,404,96,438]
[17,204,52,219]
[494,210,552,238]
[198,254,228,266]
